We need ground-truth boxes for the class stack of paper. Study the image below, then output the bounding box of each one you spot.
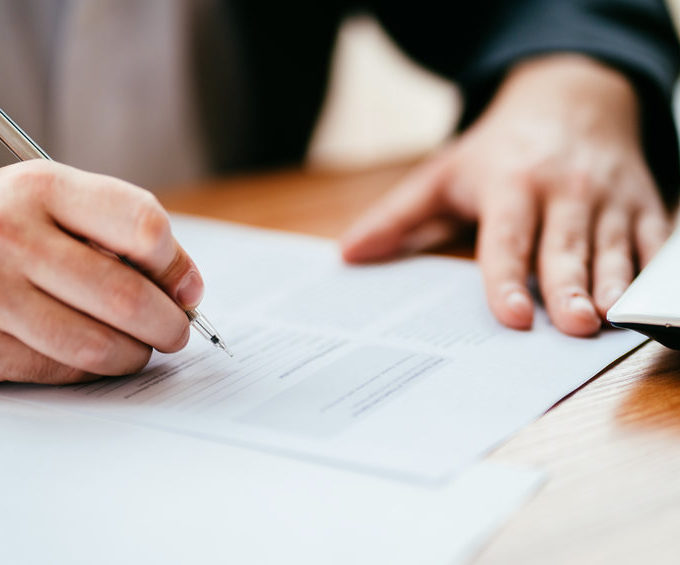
[0,215,644,563]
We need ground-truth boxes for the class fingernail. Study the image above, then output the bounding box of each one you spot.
[177,271,204,307]
[568,295,597,318]
[506,290,531,314]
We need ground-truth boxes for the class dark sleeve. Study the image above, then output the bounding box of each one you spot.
[373,0,680,199]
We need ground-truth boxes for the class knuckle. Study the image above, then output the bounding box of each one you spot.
[0,215,28,257]
[0,166,60,260]
[3,161,58,201]
[598,225,628,251]
[106,276,147,323]
[563,172,594,199]
[548,227,588,258]
[494,222,532,259]
[133,192,170,255]
[72,327,116,373]
[537,170,597,202]
[509,168,542,193]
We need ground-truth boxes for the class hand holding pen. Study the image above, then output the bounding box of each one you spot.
[0,108,230,385]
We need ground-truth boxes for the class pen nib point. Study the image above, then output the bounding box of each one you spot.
[217,340,234,357]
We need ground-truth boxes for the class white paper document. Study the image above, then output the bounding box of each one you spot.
[0,398,543,565]
[0,215,645,482]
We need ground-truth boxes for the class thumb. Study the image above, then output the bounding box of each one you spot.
[150,239,205,309]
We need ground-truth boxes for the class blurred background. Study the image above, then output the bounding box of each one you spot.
[306,14,460,170]
[309,1,680,171]
[1,2,679,183]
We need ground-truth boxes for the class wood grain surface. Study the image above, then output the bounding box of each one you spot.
[160,164,680,565]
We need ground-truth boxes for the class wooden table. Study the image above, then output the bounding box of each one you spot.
[161,164,680,565]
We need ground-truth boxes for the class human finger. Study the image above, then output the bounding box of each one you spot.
[23,224,190,353]
[591,206,634,317]
[341,157,451,262]
[6,161,204,308]
[477,184,537,330]
[400,218,462,254]
[635,205,671,268]
[537,195,600,336]
[0,331,98,385]
[0,281,152,376]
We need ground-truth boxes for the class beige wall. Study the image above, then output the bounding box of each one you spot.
[668,0,680,33]
[307,16,459,169]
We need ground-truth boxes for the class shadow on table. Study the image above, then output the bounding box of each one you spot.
[617,346,680,432]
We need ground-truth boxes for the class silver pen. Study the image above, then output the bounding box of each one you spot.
[0,107,232,356]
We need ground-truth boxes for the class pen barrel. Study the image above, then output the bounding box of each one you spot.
[0,109,51,161]
[186,308,214,341]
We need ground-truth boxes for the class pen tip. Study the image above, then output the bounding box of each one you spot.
[209,333,233,357]
[218,340,234,357]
